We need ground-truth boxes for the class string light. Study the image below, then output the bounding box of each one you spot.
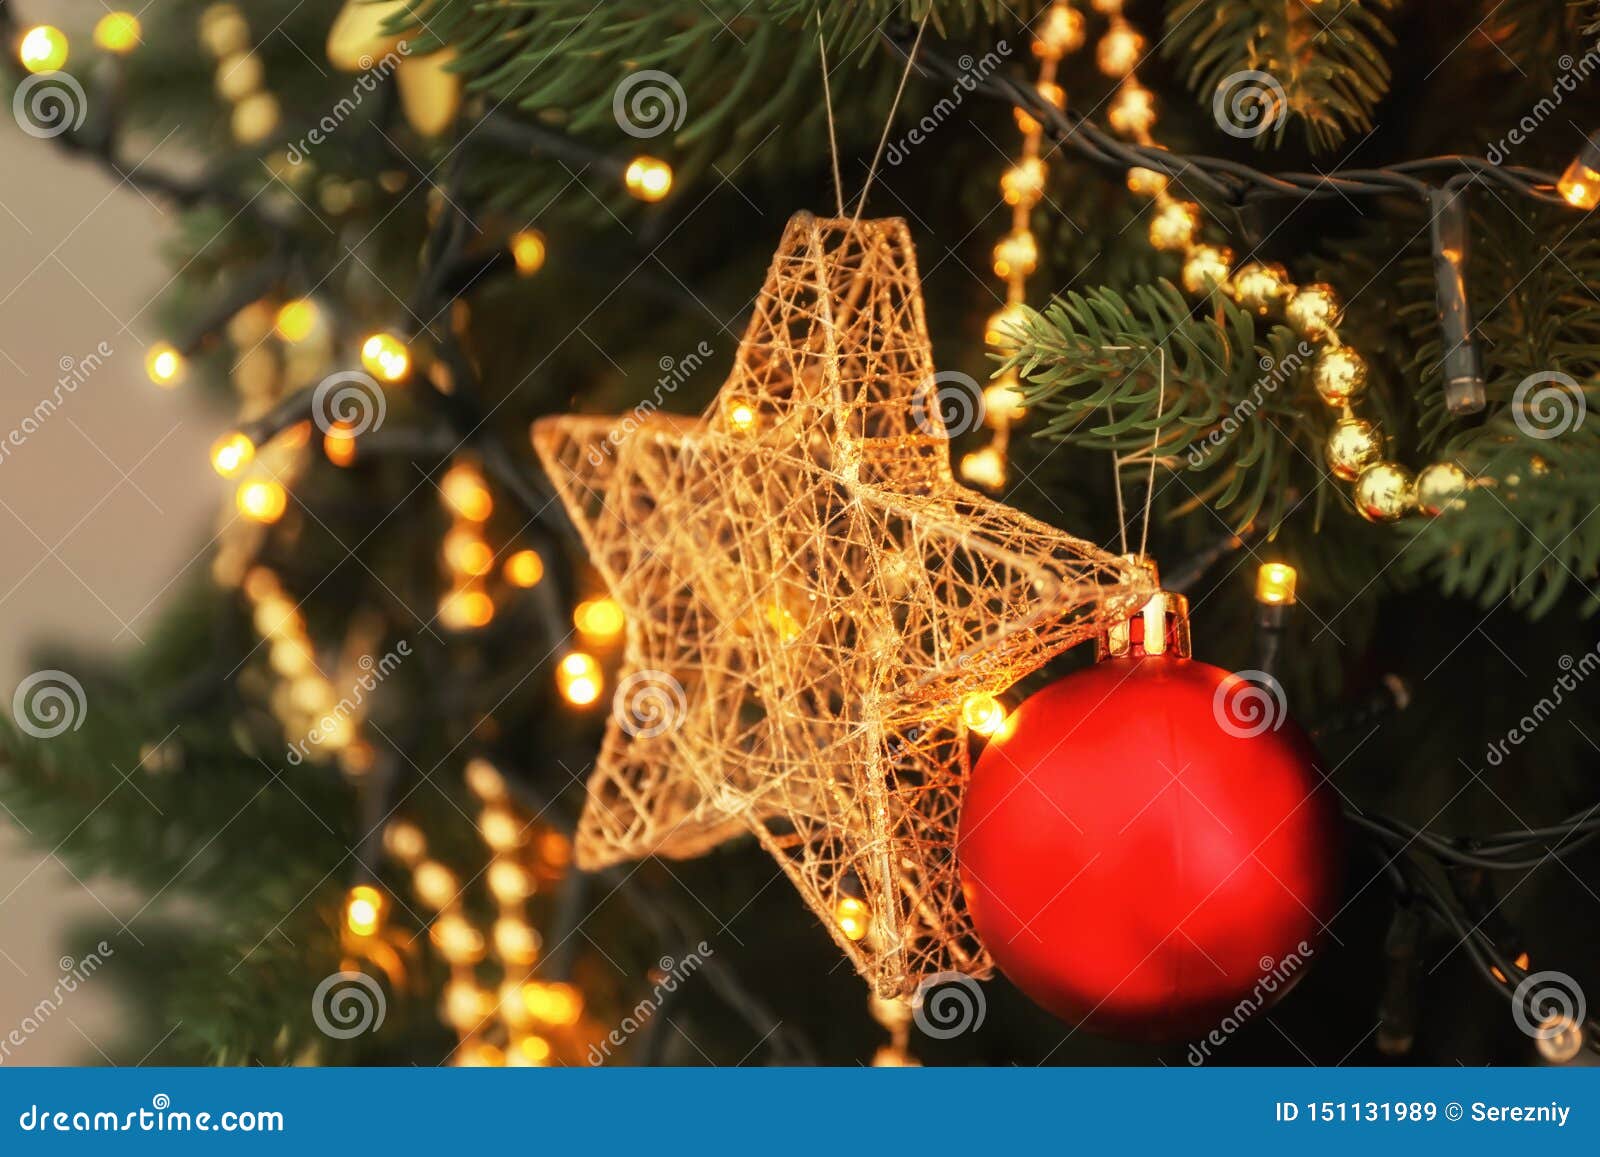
[503,549,545,588]
[557,651,602,705]
[509,229,546,275]
[360,332,410,382]
[323,422,358,467]
[623,156,673,202]
[236,479,288,523]
[344,884,386,937]
[961,691,1008,737]
[1558,132,1600,210]
[210,431,255,477]
[725,398,758,433]
[573,596,625,644]
[835,895,871,942]
[412,860,458,910]
[18,25,68,73]
[1254,563,1298,606]
[93,13,142,55]
[144,342,186,387]
[959,446,1006,490]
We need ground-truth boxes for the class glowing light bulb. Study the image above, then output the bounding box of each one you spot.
[440,462,492,521]
[274,298,321,343]
[725,398,757,433]
[236,479,288,523]
[344,884,385,937]
[19,25,68,73]
[503,549,545,588]
[512,1034,552,1066]
[1558,135,1600,210]
[962,692,1008,736]
[1148,200,1198,251]
[210,432,255,477]
[574,596,625,643]
[510,229,546,275]
[93,13,141,55]
[145,342,186,387]
[1097,23,1144,76]
[1034,3,1086,57]
[960,446,1006,490]
[443,978,491,1029]
[323,421,358,467]
[836,895,871,941]
[360,332,410,383]
[1255,563,1298,606]
[623,156,673,202]
[557,651,602,706]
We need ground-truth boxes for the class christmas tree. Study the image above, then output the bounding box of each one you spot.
[1,0,1597,1067]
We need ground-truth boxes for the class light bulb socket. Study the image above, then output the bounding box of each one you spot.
[1428,188,1486,416]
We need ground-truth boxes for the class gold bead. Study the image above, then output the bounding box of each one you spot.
[1415,461,1470,516]
[1326,417,1381,481]
[231,91,280,145]
[1352,461,1416,522]
[992,230,1038,278]
[1108,81,1156,136]
[215,51,263,101]
[1033,3,1086,57]
[1181,245,1232,294]
[1126,166,1168,198]
[999,158,1047,208]
[1285,283,1341,339]
[1313,346,1368,407]
[200,6,251,60]
[1230,262,1290,313]
[1097,22,1143,77]
[1148,201,1198,251]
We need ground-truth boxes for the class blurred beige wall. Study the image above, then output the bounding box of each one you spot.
[0,3,219,1062]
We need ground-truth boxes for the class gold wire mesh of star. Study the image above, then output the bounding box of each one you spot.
[533,212,1154,997]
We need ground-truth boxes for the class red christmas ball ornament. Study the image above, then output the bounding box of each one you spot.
[958,580,1341,1040]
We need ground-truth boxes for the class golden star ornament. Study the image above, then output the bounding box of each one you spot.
[532,213,1153,996]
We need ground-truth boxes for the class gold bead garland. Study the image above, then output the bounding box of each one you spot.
[382,771,595,1067]
[199,4,280,145]
[1046,3,1476,523]
[965,2,1086,490]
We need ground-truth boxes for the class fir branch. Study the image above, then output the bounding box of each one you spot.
[1164,0,1397,151]
[1002,281,1321,532]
